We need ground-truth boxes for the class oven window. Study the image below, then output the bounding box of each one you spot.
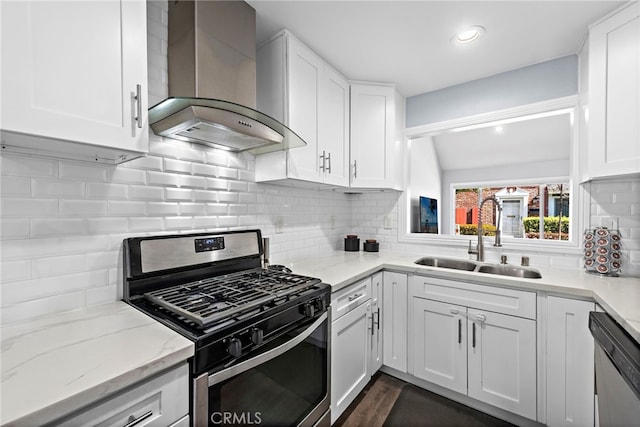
[208,319,328,426]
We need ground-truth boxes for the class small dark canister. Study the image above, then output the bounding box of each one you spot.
[344,234,360,251]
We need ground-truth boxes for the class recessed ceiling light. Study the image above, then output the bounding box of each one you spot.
[452,26,485,45]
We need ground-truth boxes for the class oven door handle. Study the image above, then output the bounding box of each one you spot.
[207,312,327,386]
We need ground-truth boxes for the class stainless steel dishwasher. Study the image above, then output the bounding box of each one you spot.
[589,311,640,427]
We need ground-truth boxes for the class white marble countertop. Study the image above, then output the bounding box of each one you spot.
[0,301,194,426]
[2,251,638,425]
[281,251,640,343]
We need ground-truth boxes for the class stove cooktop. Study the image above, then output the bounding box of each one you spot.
[144,268,322,327]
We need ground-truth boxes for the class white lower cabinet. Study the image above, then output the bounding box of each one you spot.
[382,271,408,372]
[545,296,595,427]
[411,275,537,420]
[331,277,372,424]
[56,363,189,426]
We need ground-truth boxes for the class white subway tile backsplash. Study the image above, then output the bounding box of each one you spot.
[206,203,228,215]
[31,179,85,198]
[206,178,227,190]
[87,218,129,234]
[32,254,86,278]
[1,291,86,325]
[164,216,193,229]
[1,155,57,177]
[1,260,32,283]
[194,190,219,202]
[179,203,206,216]
[164,158,193,174]
[1,237,60,260]
[59,235,110,254]
[148,170,180,187]
[1,176,30,196]
[1,198,59,218]
[217,167,238,180]
[129,185,164,200]
[218,191,238,203]
[206,151,230,166]
[87,182,128,199]
[166,187,194,201]
[228,180,248,192]
[193,216,218,229]
[121,155,163,171]
[108,201,147,216]
[130,217,164,232]
[107,167,147,184]
[0,219,30,240]
[31,218,86,237]
[192,163,218,177]
[59,162,108,181]
[86,251,119,270]
[148,202,179,216]
[59,199,108,217]
[179,175,206,188]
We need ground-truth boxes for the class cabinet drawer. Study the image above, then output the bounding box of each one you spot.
[56,363,189,427]
[413,276,536,319]
[331,277,372,320]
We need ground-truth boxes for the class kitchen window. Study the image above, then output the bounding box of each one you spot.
[400,97,583,251]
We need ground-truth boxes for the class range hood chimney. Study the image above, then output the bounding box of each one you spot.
[148,0,305,154]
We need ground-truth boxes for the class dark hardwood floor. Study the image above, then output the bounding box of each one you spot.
[333,372,405,427]
[333,372,517,427]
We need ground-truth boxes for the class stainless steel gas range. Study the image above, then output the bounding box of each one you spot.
[123,230,331,427]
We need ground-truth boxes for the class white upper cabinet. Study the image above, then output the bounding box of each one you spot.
[1,0,149,164]
[587,1,640,180]
[256,30,349,186]
[349,83,404,190]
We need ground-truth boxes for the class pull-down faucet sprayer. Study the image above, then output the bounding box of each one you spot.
[468,196,502,262]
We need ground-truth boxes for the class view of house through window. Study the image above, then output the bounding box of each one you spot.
[454,183,570,241]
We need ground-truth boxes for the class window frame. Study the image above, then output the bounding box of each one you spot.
[398,96,587,255]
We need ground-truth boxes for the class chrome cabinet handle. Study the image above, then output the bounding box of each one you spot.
[320,151,326,172]
[458,319,462,344]
[134,84,142,129]
[450,308,459,315]
[475,314,486,323]
[375,307,380,330]
[326,152,332,173]
[348,293,363,302]
[123,410,153,427]
[353,160,358,178]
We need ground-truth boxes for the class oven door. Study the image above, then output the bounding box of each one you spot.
[194,313,330,427]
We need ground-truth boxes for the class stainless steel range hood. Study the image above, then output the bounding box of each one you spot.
[148,0,305,155]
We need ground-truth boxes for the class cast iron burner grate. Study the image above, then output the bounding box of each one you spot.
[144,268,321,327]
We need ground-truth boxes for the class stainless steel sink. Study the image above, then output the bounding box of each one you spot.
[414,257,478,271]
[476,264,542,279]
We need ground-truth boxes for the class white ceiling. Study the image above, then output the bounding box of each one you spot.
[432,111,572,170]
[247,0,625,98]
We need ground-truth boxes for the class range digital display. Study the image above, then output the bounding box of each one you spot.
[194,237,225,253]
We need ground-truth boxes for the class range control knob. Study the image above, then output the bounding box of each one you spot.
[304,302,316,318]
[251,328,264,346]
[227,337,242,358]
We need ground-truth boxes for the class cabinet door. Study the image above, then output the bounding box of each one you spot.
[319,66,350,186]
[467,309,537,420]
[369,273,383,375]
[350,83,396,188]
[587,2,640,179]
[412,298,467,395]
[545,297,595,427]
[382,271,407,372]
[1,0,148,156]
[286,37,323,182]
[331,300,371,423]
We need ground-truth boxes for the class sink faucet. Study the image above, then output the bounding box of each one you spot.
[468,196,502,262]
